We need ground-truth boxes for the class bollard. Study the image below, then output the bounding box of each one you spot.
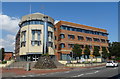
[25,63,31,71]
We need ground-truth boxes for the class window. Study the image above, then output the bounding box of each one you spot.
[54,28,56,31]
[106,40,109,43]
[55,45,57,49]
[68,35,75,39]
[21,31,26,47]
[21,31,26,42]
[20,20,45,27]
[31,41,35,46]
[32,30,35,40]
[84,30,89,33]
[86,37,92,41]
[37,31,41,40]
[76,28,82,32]
[59,25,108,37]
[68,44,74,48]
[31,40,41,46]
[60,43,65,48]
[71,27,75,31]
[60,34,65,39]
[21,41,26,47]
[31,30,41,46]
[96,32,99,35]
[99,32,103,36]
[55,36,57,40]
[78,36,84,40]
[47,22,54,27]
[93,38,100,42]
[48,31,53,39]
[40,21,44,25]
[86,45,92,49]
[48,42,53,47]
[24,31,26,41]
[102,33,108,37]
[60,25,67,30]
[101,39,106,43]
[67,27,70,31]
[32,30,41,40]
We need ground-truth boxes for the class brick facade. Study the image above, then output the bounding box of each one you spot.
[4,52,13,61]
[54,21,109,60]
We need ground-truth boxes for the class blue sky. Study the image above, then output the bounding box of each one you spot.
[1,2,118,52]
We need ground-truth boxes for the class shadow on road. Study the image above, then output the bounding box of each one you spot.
[108,74,120,79]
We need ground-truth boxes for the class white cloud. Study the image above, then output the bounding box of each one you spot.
[0,39,5,48]
[0,34,15,52]
[0,14,20,33]
[6,34,15,41]
[54,20,60,24]
[0,14,20,51]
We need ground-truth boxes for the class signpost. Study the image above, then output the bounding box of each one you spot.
[90,54,94,65]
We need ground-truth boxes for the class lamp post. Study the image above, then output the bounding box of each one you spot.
[43,16,48,54]
[99,51,103,62]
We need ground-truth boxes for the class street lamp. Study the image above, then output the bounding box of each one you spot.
[43,16,48,54]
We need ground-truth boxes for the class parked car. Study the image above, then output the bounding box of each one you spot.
[106,61,118,67]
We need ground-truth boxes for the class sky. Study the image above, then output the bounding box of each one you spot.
[0,2,118,52]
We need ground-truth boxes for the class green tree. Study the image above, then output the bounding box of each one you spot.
[0,48,5,61]
[108,42,120,59]
[93,46,100,59]
[72,44,82,59]
[84,45,90,59]
[102,47,109,59]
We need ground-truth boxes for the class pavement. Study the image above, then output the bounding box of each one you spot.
[2,68,70,77]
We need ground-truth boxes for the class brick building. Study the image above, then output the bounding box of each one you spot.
[54,21,109,60]
[1,48,13,61]
[4,52,13,60]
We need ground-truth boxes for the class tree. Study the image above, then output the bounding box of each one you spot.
[84,45,90,59]
[72,44,82,59]
[102,47,109,59]
[0,48,5,61]
[109,42,120,58]
[93,46,100,60]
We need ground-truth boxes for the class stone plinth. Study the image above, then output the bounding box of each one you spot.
[34,56,57,69]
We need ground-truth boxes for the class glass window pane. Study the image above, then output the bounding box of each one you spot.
[37,31,41,40]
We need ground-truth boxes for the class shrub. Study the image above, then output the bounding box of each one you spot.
[2,61,7,64]
[114,57,120,61]
[82,61,90,64]
[42,53,49,56]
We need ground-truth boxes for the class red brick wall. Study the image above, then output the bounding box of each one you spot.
[4,52,13,60]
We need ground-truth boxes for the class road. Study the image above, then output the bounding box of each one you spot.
[18,66,120,79]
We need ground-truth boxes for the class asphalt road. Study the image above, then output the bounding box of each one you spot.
[18,66,120,79]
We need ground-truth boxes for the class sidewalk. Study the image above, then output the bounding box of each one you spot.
[2,68,70,77]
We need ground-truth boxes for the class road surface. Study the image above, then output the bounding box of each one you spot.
[16,66,120,79]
